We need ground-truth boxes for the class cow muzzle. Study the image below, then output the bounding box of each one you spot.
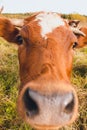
[18,82,78,130]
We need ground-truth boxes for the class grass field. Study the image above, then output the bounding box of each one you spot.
[0,14,87,130]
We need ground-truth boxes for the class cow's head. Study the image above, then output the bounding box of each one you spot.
[0,12,86,130]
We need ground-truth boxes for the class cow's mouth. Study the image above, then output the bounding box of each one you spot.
[30,124,62,130]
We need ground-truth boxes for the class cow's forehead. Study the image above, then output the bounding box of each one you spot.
[34,12,65,39]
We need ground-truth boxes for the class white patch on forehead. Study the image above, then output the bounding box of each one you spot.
[35,12,65,39]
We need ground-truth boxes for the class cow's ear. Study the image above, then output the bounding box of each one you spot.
[0,17,22,44]
[70,25,87,48]
[76,28,87,48]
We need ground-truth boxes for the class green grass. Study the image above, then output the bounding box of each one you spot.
[0,39,87,129]
[0,38,32,130]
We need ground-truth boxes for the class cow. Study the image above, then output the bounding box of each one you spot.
[0,12,86,130]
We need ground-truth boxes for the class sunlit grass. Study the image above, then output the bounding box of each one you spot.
[0,38,32,130]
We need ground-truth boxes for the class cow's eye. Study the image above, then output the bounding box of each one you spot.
[72,42,78,49]
[16,35,23,45]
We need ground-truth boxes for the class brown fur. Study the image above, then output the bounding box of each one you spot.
[78,27,87,47]
[0,17,19,42]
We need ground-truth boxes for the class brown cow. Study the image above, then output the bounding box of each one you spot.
[0,12,86,130]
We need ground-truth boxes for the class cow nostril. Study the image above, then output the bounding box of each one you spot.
[63,93,75,114]
[23,89,39,117]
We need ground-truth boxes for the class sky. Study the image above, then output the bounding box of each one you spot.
[0,0,87,15]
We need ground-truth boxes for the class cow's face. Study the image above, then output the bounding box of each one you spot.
[17,12,78,129]
[0,12,85,130]
[18,13,77,84]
